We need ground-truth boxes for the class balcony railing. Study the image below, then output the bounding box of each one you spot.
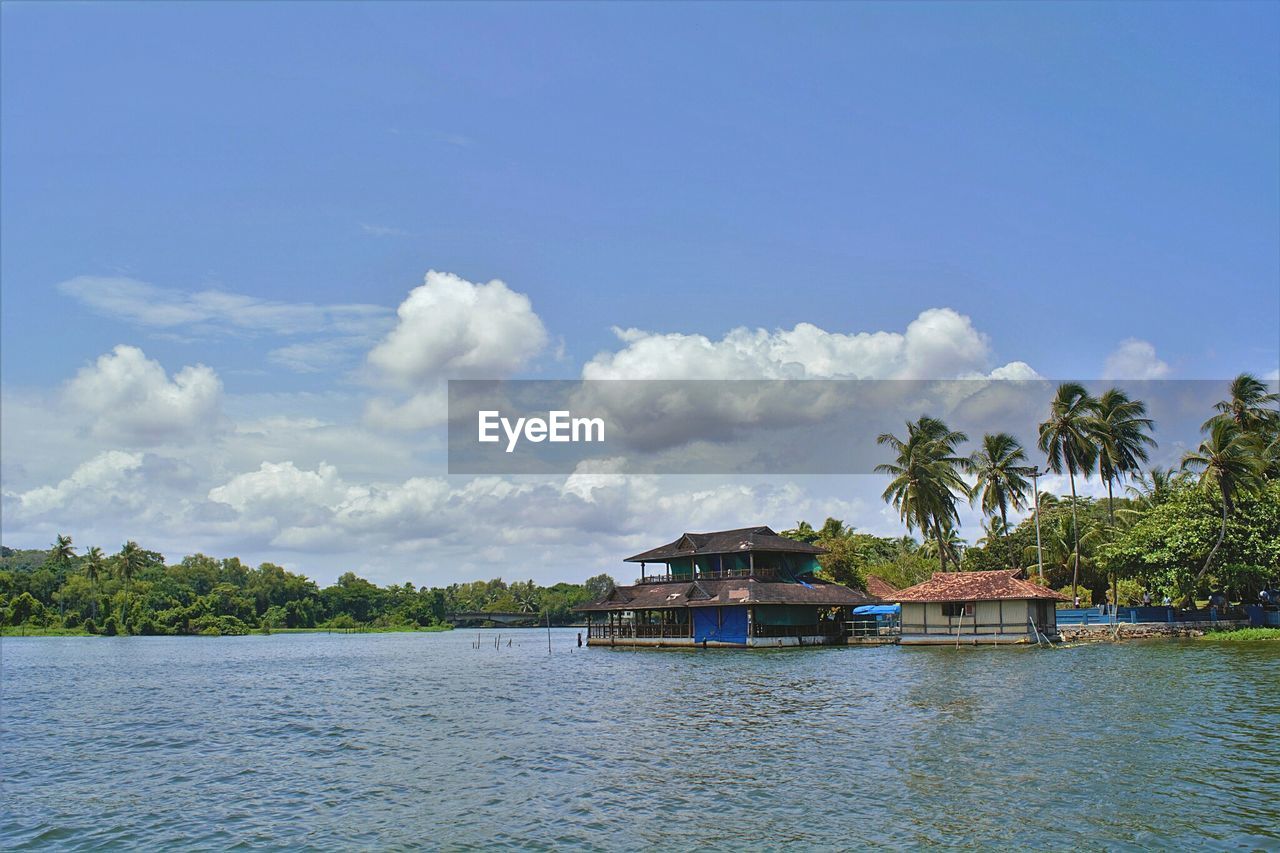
[587,623,691,639]
[635,566,782,585]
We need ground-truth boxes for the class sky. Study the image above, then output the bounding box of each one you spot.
[2,2,1278,586]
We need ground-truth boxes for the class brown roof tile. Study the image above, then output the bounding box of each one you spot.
[865,576,900,601]
[625,526,826,562]
[576,577,871,611]
[893,569,1069,603]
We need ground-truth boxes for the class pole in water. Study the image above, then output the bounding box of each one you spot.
[546,609,552,655]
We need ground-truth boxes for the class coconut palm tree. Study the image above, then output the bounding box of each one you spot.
[1203,373,1280,436]
[116,541,145,633]
[964,432,1031,569]
[82,546,105,621]
[1022,514,1102,600]
[1038,382,1100,603]
[877,416,970,572]
[1125,466,1178,507]
[1180,420,1264,601]
[51,534,75,565]
[1093,389,1157,522]
[920,526,966,568]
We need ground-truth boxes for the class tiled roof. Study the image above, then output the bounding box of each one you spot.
[865,576,901,601]
[624,526,827,563]
[892,569,1069,603]
[576,577,871,611]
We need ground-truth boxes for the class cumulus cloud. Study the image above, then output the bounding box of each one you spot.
[367,270,548,386]
[65,345,225,445]
[583,308,994,380]
[363,388,450,431]
[1103,338,1171,380]
[8,450,146,517]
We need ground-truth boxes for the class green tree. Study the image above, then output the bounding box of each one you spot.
[1180,419,1265,600]
[1038,382,1099,602]
[115,540,146,633]
[876,416,970,572]
[82,546,105,621]
[1203,372,1280,436]
[964,432,1031,569]
[51,534,76,565]
[1093,389,1157,523]
[583,573,616,600]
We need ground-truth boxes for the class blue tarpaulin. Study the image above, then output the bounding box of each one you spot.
[693,606,748,643]
[851,605,900,615]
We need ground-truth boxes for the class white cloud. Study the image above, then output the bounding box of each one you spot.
[367,270,548,386]
[65,345,225,445]
[583,308,993,380]
[1103,338,1171,380]
[59,276,391,338]
[8,451,146,517]
[363,388,450,430]
[360,223,410,238]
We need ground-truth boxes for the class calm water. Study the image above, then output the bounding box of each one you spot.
[2,630,1278,851]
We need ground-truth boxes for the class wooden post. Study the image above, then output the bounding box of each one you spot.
[546,609,552,655]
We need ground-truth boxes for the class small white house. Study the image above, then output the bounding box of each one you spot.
[894,569,1067,645]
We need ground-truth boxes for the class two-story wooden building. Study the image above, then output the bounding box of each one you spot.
[578,526,873,648]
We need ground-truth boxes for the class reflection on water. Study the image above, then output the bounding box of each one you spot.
[2,631,1277,849]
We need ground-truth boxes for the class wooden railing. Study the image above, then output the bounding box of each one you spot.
[635,566,782,585]
[587,623,690,639]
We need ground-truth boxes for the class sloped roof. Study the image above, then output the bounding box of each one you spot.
[864,576,901,602]
[624,526,827,563]
[893,569,1069,603]
[576,577,871,611]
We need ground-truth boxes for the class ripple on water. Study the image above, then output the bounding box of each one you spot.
[1,632,1278,850]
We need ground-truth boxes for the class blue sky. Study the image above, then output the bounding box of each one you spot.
[2,2,1277,583]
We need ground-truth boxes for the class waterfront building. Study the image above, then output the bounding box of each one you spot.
[578,526,872,648]
[894,569,1067,645]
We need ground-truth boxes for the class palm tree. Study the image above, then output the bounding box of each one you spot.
[1023,514,1102,598]
[1092,389,1157,522]
[51,534,75,564]
[1203,373,1280,435]
[877,416,970,572]
[1125,466,1178,507]
[964,432,1031,569]
[920,527,966,568]
[116,541,145,632]
[1038,382,1100,603]
[1180,420,1264,601]
[82,546,105,621]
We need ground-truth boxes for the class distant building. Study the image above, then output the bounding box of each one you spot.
[577,526,872,648]
[894,569,1067,645]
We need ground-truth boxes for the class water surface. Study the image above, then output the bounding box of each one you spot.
[2,630,1277,850]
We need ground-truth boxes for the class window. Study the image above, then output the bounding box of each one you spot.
[941,602,974,618]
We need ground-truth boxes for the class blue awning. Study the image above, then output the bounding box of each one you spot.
[852,604,900,615]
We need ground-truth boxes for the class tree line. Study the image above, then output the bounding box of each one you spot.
[0,543,618,636]
[814,373,1278,605]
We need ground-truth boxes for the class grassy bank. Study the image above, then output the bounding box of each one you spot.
[0,623,456,638]
[1,625,94,637]
[268,624,454,634]
[1200,627,1280,642]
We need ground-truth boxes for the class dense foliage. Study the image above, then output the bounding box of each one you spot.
[0,543,616,636]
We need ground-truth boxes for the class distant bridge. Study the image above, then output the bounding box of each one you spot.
[447,611,541,626]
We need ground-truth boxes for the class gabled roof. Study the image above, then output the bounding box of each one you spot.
[624,526,827,563]
[576,577,871,611]
[893,570,1069,603]
[865,576,901,602]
